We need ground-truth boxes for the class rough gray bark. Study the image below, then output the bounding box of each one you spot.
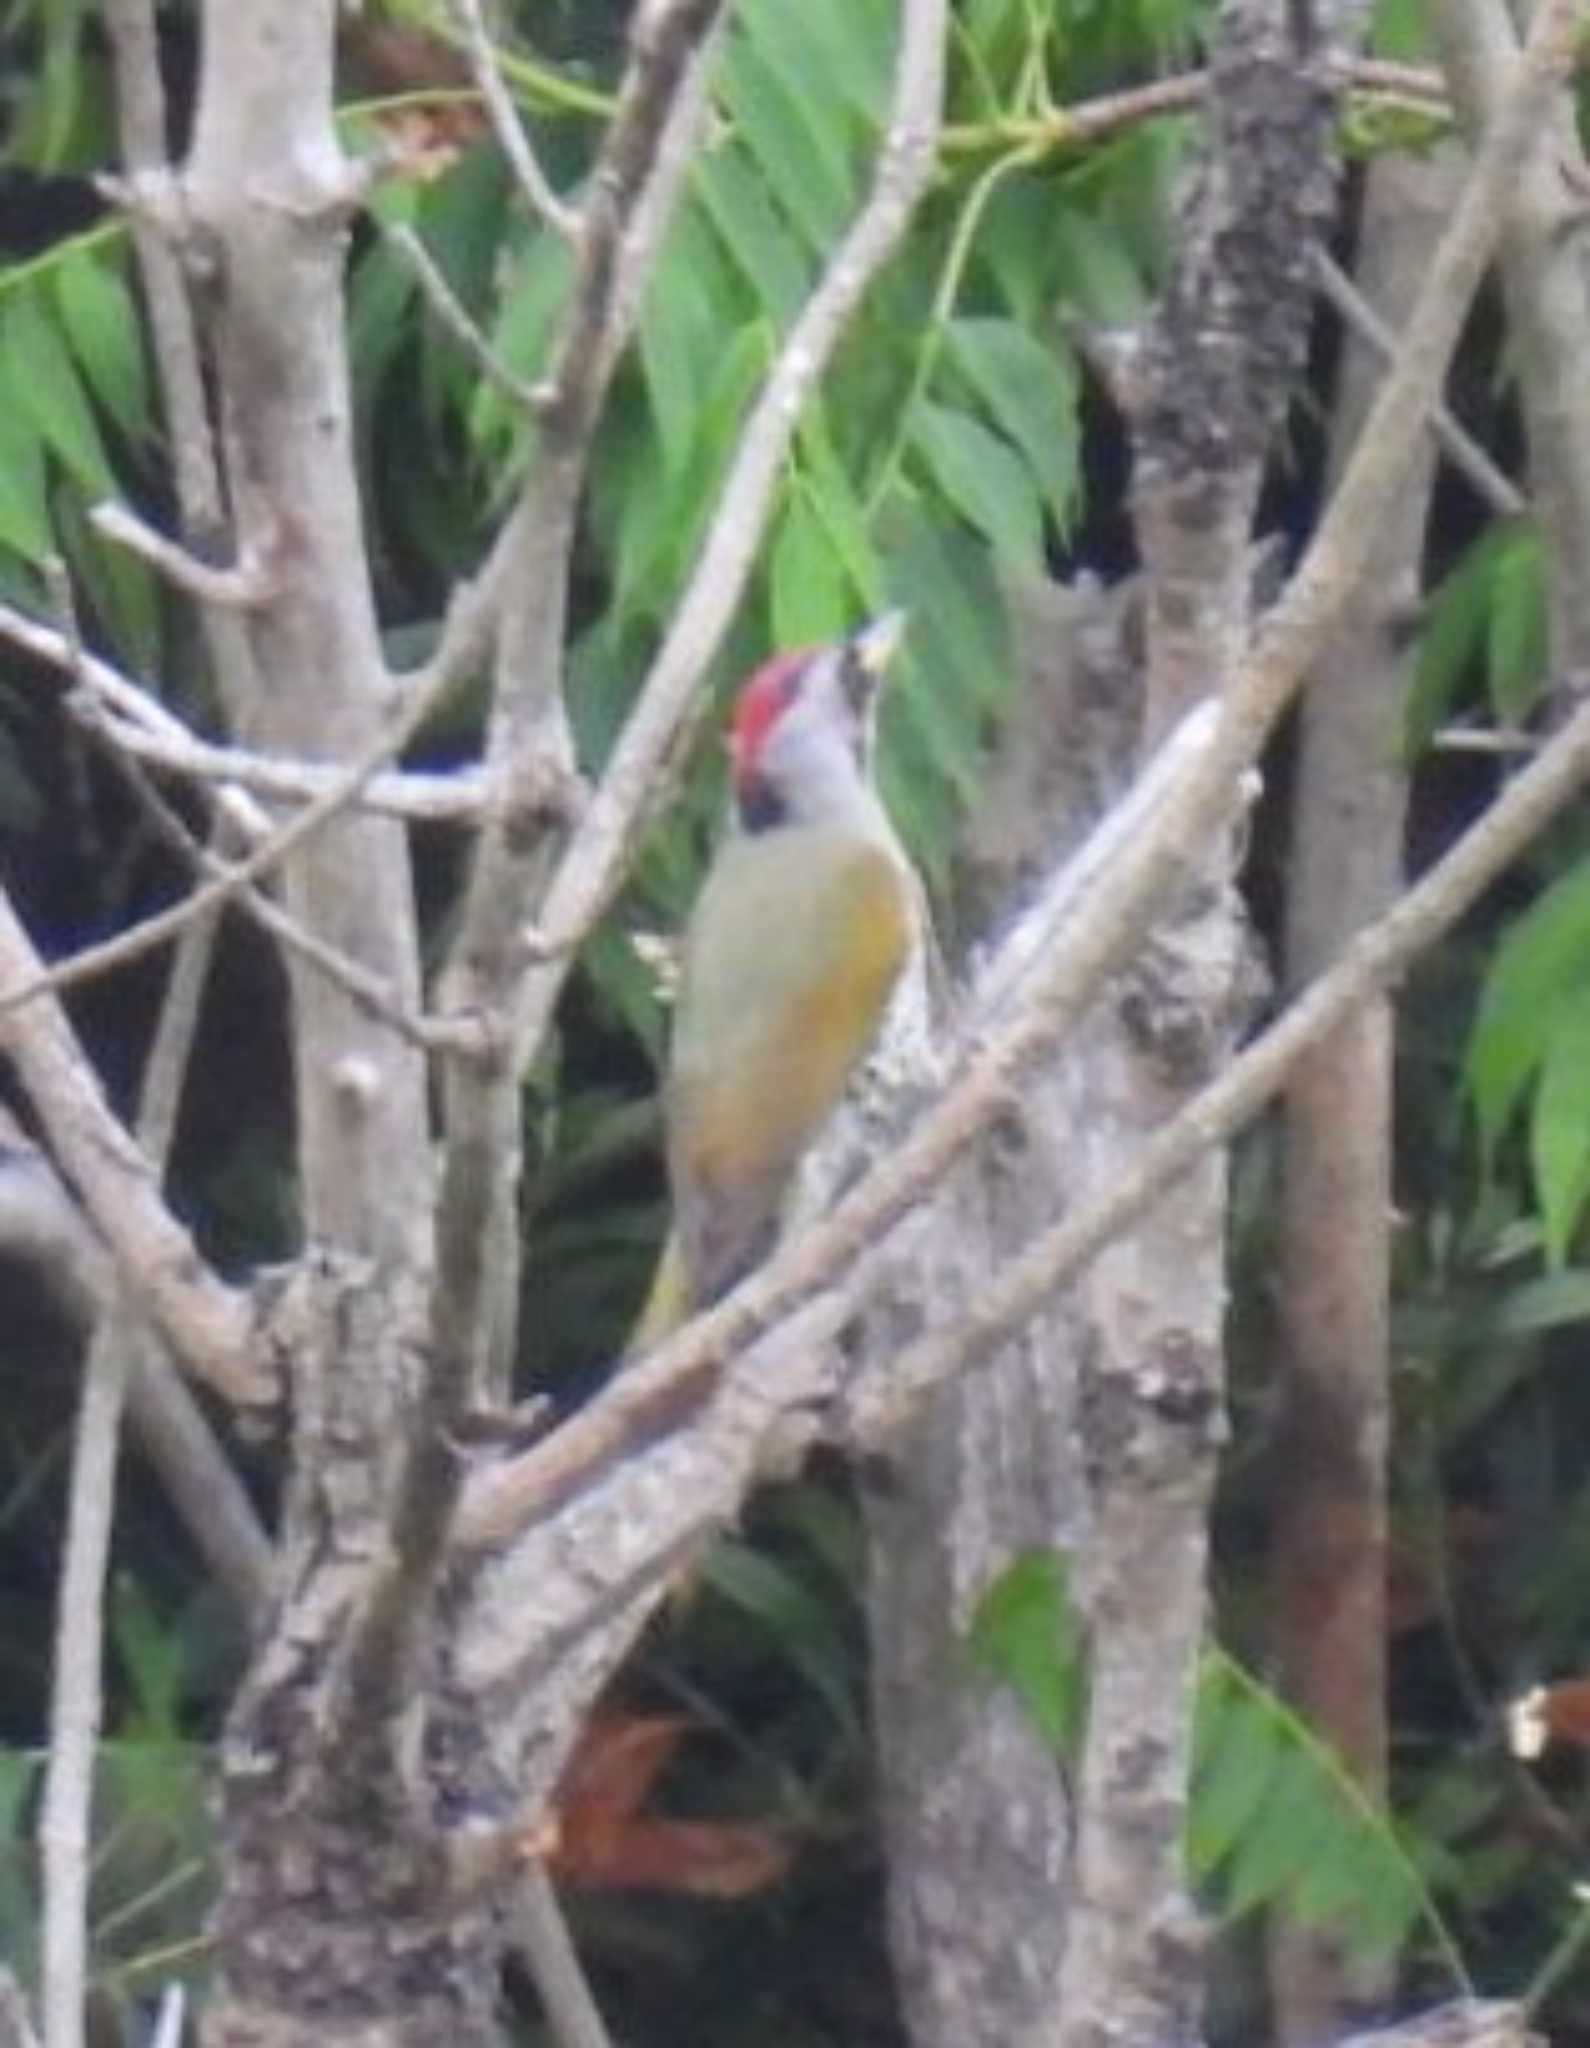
[1267,145,1459,2045]
[178,8,471,2043]
[862,574,1136,2048]
[861,8,1351,2041]
[1031,10,1344,2048]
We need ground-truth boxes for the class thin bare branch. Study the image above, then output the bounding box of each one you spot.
[384,220,549,418]
[0,600,487,821]
[95,726,446,1052]
[511,1868,617,2048]
[99,0,228,551]
[939,53,1447,157]
[86,711,489,821]
[89,500,280,609]
[0,887,263,1401]
[450,0,578,238]
[1310,245,1525,516]
[42,839,224,2048]
[425,0,728,1480]
[0,1127,271,1618]
[0,609,477,1021]
[100,0,262,730]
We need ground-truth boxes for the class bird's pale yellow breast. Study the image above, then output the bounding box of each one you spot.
[668,830,915,1203]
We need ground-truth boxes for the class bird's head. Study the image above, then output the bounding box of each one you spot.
[728,612,905,832]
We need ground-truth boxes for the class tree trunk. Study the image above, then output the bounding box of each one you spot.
[1266,144,1458,2045]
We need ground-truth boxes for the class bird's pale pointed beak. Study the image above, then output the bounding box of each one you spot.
[850,610,907,679]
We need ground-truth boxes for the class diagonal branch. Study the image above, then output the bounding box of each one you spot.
[450,0,578,238]
[40,881,223,2048]
[0,887,263,1403]
[427,0,729,1435]
[0,611,480,1021]
[853,675,1590,1441]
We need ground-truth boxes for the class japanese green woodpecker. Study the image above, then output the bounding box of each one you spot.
[634,613,916,1347]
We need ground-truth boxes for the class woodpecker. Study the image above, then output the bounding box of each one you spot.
[633,613,916,1347]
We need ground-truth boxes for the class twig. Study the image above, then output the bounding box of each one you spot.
[85,709,490,821]
[98,0,228,553]
[92,720,446,1053]
[0,599,487,820]
[938,54,1447,157]
[110,745,425,1044]
[0,524,482,1399]
[148,1986,185,2048]
[512,1867,617,2048]
[0,605,477,1021]
[0,886,261,1405]
[451,0,1576,1555]
[99,0,262,728]
[0,1080,268,1617]
[89,500,279,609]
[1433,723,1540,753]
[1310,246,1525,517]
[450,0,578,237]
[427,0,729,1467]
[384,220,548,418]
[40,825,223,2048]
[0,602,271,845]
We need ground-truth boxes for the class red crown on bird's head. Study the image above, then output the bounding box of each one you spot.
[728,647,815,794]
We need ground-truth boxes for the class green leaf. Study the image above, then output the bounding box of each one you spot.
[53,483,163,674]
[1530,988,1590,1265]
[111,1574,185,1741]
[797,411,886,609]
[579,924,670,1066]
[702,1539,860,1735]
[947,317,1081,528]
[53,249,149,440]
[1466,859,1590,1154]
[1191,1651,1453,1970]
[469,229,576,455]
[608,321,771,623]
[28,0,91,171]
[0,405,53,562]
[910,402,1045,568]
[1485,518,1547,726]
[693,139,810,330]
[965,1549,1089,1761]
[770,488,850,648]
[718,36,853,255]
[979,172,1064,330]
[1406,519,1540,756]
[1050,207,1150,328]
[1188,1679,1283,1880]
[349,236,421,452]
[739,0,885,131]
[3,287,113,493]
[639,210,724,476]
[1484,1267,1590,1335]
